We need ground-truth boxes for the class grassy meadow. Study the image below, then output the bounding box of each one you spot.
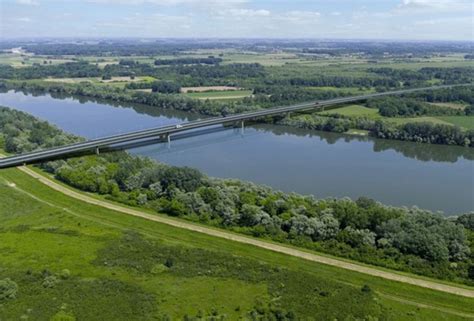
[0,167,473,320]
[319,104,474,130]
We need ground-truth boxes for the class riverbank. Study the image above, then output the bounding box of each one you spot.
[1,106,473,286]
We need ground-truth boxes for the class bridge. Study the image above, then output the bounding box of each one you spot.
[0,84,468,169]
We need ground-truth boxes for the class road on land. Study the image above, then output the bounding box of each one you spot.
[7,161,474,299]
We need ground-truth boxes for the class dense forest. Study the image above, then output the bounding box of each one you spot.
[1,106,473,285]
[154,57,222,66]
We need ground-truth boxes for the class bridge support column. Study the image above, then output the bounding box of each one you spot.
[241,120,245,134]
[167,134,171,148]
[95,147,100,155]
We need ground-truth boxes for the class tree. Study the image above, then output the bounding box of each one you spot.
[151,81,181,94]
[465,105,474,116]
[456,213,474,231]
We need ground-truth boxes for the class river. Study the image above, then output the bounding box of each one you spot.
[1,90,473,215]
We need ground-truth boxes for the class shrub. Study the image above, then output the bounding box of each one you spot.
[0,278,18,300]
[42,275,60,288]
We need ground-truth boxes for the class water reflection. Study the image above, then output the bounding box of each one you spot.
[253,124,474,163]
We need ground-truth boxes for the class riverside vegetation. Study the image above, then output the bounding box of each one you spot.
[2,165,473,320]
[1,106,473,287]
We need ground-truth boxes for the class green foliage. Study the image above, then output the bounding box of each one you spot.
[93,231,387,320]
[373,120,474,146]
[457,213,474,231]
[280,112,474,147]
[0,278,18,300]
[367,96,462,117]
[2,273,157,320]
[0,106,472,284]
[151,81,181,94]
[50,310,77,321]
[0,165,472,320]
[0,107,79,154]
[465,105,474,116]
[42,275,60,288]
[154,57,222,66]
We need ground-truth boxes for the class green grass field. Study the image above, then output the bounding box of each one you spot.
[42,76,156,89]
[0,167,473,320]
[320,104,380,117]
[183,89,253,100]
[0,53,75,68]
[386,116,453,126]
[436,116,474,129]
[319,104,474,130]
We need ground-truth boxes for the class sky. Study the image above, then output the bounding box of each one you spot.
[1,0,473,40]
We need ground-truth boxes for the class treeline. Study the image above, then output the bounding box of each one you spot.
[0,107,79,153]
[21,41,226,56]
[1,80,256,116]
[366,96,464,117]
[263,75,399,90]
[16,39,472,57]
[0,106,472,284]
[0,62,102,79]
[368,67,474,85]
[170,63,266,85]
[154,57,222,66]
[279,114,474,147]
[125,80,182,94]
[247,86,355,108]
[405,85,474,105]
[373,121,474,145]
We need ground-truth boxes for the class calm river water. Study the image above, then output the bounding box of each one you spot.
[1,90,473,215]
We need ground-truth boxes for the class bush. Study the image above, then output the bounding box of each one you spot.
[42,275,60,288]
[0,278,18,300]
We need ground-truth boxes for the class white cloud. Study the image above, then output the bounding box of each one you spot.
[16,0,39,5]
[284,10,320,19]
[15,17,32,22]
[87,0,247,5]
[397,0,471,11]
[213,8,271,20]
[217,8,270,17]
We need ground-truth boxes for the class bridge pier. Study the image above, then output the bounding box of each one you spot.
[167,134,171,149]
[241,120,245,134]
[95,147,100,155]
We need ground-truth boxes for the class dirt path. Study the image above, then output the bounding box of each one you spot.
[9,163,474,299]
